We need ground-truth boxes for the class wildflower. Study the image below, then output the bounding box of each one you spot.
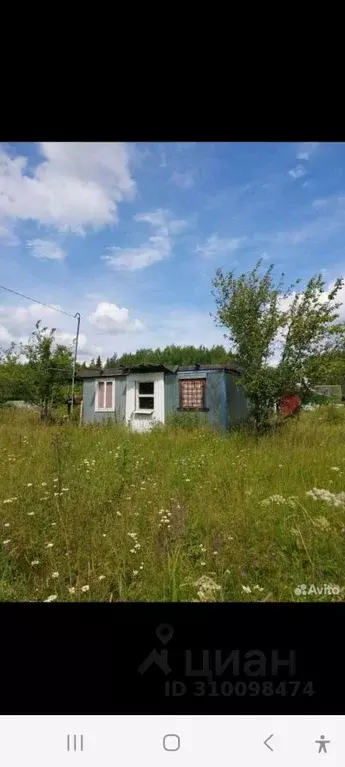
[81,585,90,593]
[3,499,13,504]
[44,595,57,602]
[213,551,219,556]
[51,572,59,579]
[40,497,48,501]
[134,543,141,549]
[27,511,35,516]
[195,575,222,602]
[116,511,122,517]
[45,543,54,549]
[242,585,252,594]
[61,487,69,492]
[31,560,40,566]
[4,523,10,528]
[139,565,144,570]
[127,532,138,539]
[200,561,206,567]
[254,585,264,592]
[68,587,76,594]
[306,488,345,507]
[54,493,59,497]
[53,478,58,483]
[331,467,340,472]
[185,478,191,482]
[133,570,139,576]
[27,483,33,487]
[3,539,11,545]
[102,533,107,538]
[41,482,47,487]
[98,575,105,581]
[130,548,136,554]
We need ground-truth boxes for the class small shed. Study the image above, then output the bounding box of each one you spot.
[77,363,249,432]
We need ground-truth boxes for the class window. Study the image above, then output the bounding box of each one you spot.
[136,380,154,411]
[179,378,206,410]
[95,379,115,412]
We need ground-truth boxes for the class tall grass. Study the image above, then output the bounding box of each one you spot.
[0,407,344,602]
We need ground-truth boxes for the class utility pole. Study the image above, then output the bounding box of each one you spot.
[70,312,81,418]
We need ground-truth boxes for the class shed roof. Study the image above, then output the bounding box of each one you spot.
[76,362,244,379]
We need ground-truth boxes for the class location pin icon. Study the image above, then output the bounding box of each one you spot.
[156,624,174,645]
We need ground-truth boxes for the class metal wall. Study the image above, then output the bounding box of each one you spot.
[225,373,249,427]
[82,377,126,424]
[165,370,228,430]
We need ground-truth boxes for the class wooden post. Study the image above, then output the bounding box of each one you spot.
[79,398,83,427]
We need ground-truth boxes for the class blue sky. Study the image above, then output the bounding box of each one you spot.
[1,141,345,362]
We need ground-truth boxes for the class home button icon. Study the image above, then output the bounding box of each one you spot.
[163,734,180,751]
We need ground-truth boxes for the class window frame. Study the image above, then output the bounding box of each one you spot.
[135,379,155,413]
[94,378,115,413]
[178,377,209,412]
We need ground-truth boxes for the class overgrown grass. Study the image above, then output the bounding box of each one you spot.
[0,407,345,602]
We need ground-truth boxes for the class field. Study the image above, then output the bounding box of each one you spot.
[1,406,345,603]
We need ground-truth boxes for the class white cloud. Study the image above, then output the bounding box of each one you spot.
[296,142,319,161]
[0,302,60,338]
[88,302,144,334]
[288,164,307,180]
[0,142,136,235]
[170,170,194,189]
[27,239,66,261]
[196,233,247,259]
[102,209,188,271]
[0,222,20,246]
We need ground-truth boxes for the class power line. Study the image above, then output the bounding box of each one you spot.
[0,284,78,319]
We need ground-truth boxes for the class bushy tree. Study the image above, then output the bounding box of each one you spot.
[212,259,345,431]
[20,322,73,420]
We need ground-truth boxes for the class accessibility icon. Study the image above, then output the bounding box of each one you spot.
[315,735,330,754]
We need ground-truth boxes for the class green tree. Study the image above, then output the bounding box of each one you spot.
[95,355,102,368]
[212,259,345,431]
[20,321,73,420]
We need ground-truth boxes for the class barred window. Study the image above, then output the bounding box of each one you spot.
[179,378,206,409]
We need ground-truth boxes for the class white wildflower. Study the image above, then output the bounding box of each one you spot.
[4,523,10,527]
[242,585,252,594]
[3,499,13,504]
[27,483,33,487]
[133,570,139,576]
[81,585,90,593]
[3,539,11,545]
[45,543,54,549]
[116,511,122,517]
[51,572,59,579]
[44,595,57,602]
[31,560,40,566]
[331,467,340,472]
[61,487,69,492]
[27,511,35,516]
[98,575,105,581]
[200,561,206,567]
[41,482,47,487]
[68,587,76,594]
[102,534,107,538]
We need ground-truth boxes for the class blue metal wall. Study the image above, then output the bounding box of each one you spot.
[82,377,126,424]
[225,373,249,427]
[165,370,228,431]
